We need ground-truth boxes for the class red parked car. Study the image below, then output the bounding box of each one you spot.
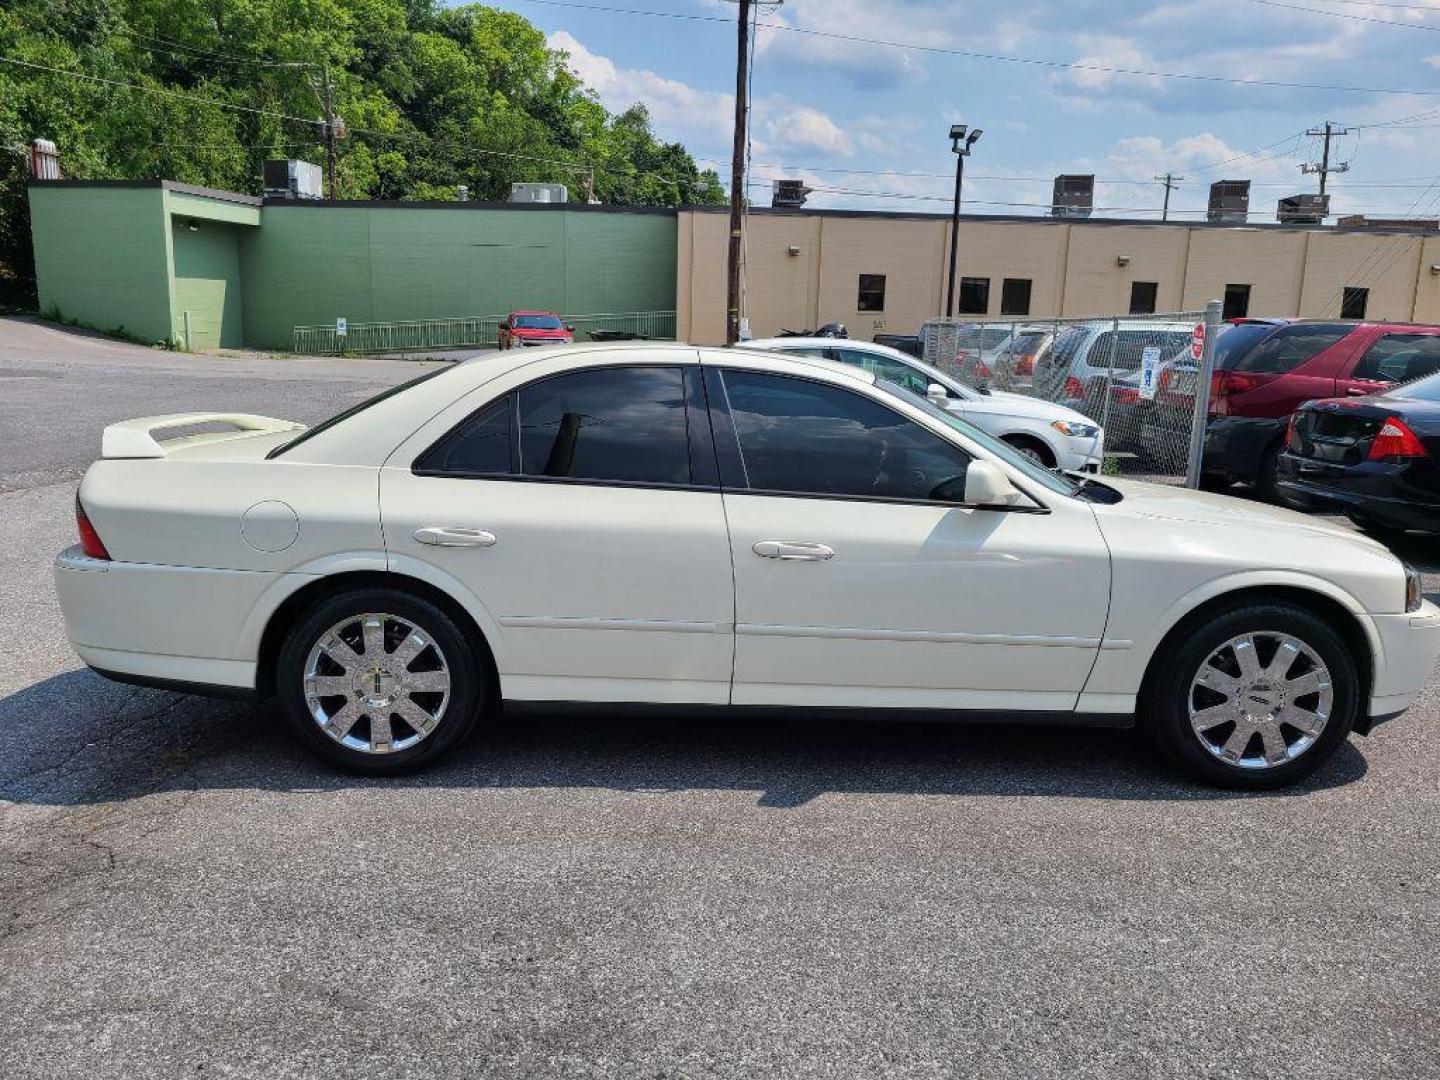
[497,310,574,350]
[1195,320,1440,496]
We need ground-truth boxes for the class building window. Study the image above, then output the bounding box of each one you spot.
[1341,286,1369,320]
[958,276,990,315]
[1129,281,1158,315]
[857,274,886,312]
[1000,278,1032,316]
[1223,284,1251,320]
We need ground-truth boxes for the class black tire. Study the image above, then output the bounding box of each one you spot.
[275,587,488,775]
[1197,472,1230,493]
[1002,433,1056,468]
[1141,602,1360,790]
[1254,442,1282,502]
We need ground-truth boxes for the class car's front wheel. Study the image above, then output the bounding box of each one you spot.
[275,588,487,775]
[1143,602,1359,789]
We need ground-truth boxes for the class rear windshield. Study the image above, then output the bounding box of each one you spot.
[997,331,1045,355]
[1387,369,1440,402]
[1228,323,1351,373]
[266,366,453,459]
[957,327,1020,350]
[1095,330,1192,370]
[513,315,564,329]
[1209,322,1282,368]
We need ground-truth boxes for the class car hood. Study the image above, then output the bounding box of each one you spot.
[1098,477,1389,548]
[957,391,1095,427]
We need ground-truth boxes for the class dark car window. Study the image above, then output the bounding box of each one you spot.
[720,369,972,501]
[518,366,690,485]
[512,314,564,330]
[1351,333,1440,384]
[1090,330,1191,371]
[414,397,511,476]
[831,347,930,394]
[1389,370,1440,401]
[1229,323,1351,373]
[1210,321,1282,368]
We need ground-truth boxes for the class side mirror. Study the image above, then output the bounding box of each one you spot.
[961,460,1022,507]
[565,323,575,333]
[926,382,949,406]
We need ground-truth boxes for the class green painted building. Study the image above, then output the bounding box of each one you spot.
[27,180,679,351]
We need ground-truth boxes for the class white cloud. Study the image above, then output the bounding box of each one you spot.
[765,105,853,157]
[547,30,734,144]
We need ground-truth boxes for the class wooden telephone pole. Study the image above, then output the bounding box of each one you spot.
[726,0,752,344]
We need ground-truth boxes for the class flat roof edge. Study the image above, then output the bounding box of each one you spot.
[28,179,263,206]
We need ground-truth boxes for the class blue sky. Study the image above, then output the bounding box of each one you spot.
[498,0,1440,223]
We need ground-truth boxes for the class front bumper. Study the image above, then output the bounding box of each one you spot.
[1369,600,1440,719]
[1055,431,1105,473]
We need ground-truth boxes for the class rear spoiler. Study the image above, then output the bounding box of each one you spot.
[101,413,306,459]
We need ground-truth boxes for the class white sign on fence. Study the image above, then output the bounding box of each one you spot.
[1139,346,1162,400]
[335,317,348,338]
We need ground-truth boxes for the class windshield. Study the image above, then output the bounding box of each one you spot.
[513,314,564,330]
[1387,369,1440,401]
[877,378,1080,498]
[266,366,454,459]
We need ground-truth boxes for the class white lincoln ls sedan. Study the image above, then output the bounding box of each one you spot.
[56,344,1440,788]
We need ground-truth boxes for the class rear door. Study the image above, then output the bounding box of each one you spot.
[1335,331,1440,398]
[380,356,736,704]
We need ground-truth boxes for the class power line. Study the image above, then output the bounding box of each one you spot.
[1249,0,1440,30]
[515,0,1440,95]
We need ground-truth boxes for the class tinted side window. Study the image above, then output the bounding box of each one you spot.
[1230,324,1351,373]
[518,366,690,485]
[720,370,971,501]
[1351,334,1440,383]
[833,348,930,394]
[415,397,511,475]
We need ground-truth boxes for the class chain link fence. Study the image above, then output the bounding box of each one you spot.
[920,312,1210,485]
[292,310,677,355]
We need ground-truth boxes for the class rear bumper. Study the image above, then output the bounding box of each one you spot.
[1205,416,1284,484]
[54,545,263,691]
[1276,456,1440,532]
[1369,602,1440,719]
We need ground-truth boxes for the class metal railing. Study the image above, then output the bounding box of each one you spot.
[920,309,1220,486]
[292,310,677,355]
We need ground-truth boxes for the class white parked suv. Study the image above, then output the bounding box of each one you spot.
[55,343,1439,788]
[750,337,1104,472]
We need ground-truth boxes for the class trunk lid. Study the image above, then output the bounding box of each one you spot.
[1288,400,1390,465]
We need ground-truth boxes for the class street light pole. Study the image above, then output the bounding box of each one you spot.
[944,124,981,319]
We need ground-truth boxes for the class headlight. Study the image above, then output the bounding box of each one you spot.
[1405,563,1423,613]
[1051,420,1100,438]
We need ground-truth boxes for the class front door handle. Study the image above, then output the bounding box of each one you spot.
[414,526,497,548]
[753,540,835,561]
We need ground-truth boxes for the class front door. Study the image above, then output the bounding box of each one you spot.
[381,359,735,704]
[708,366,1112,712]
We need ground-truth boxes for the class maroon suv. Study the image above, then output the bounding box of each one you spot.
[1199,320,1440,495]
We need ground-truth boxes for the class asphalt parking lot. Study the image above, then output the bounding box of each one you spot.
[2,317,1439,1079]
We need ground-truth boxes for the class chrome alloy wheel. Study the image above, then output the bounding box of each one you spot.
[303,613,451,754]
[1188,631,1334,770]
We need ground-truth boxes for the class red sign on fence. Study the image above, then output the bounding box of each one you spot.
[1191,323,1206,360]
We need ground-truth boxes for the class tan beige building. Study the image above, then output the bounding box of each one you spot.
[676,205,1440,344]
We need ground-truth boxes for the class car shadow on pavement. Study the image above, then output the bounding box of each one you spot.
[0,669,1370,808]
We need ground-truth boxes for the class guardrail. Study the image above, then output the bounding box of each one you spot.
[292,311,677,355]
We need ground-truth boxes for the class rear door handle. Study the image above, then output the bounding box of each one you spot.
[753,540,835,561]
[414,526,497,548]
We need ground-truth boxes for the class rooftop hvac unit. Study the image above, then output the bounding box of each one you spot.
[509,182,568,204]
[1277,193,1329,224]
[263,159,323,200]
[771,179,813,208]
[1051,175,1094,218]
[1208,180,1250,223]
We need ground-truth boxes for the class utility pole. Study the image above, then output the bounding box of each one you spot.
[1154,172,1184,222]
[321,63,338,199]
[1302,120,1351,198]
[725,0,752,344]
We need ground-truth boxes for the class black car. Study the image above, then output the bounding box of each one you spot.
[1277,371,1440,536]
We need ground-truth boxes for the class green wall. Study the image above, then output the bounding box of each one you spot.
[171,219,245,349]
[29,185,174,344]
[241,205,677,348]
[29,183,679,350]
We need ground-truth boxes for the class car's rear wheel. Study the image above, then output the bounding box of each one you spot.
[1142,603,1359,789]
[276,588,486,775]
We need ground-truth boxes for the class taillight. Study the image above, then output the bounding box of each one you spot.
[1209,370,1272,415]
[75,494,111,560]
[1285,414,1299,449]
[974,361,992,379]
[1063,376,1085,399]
[1157,368,1172,394]
[1367,416,1428,461]
[1015,354,1035,376]
[1114,386,1141,405]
